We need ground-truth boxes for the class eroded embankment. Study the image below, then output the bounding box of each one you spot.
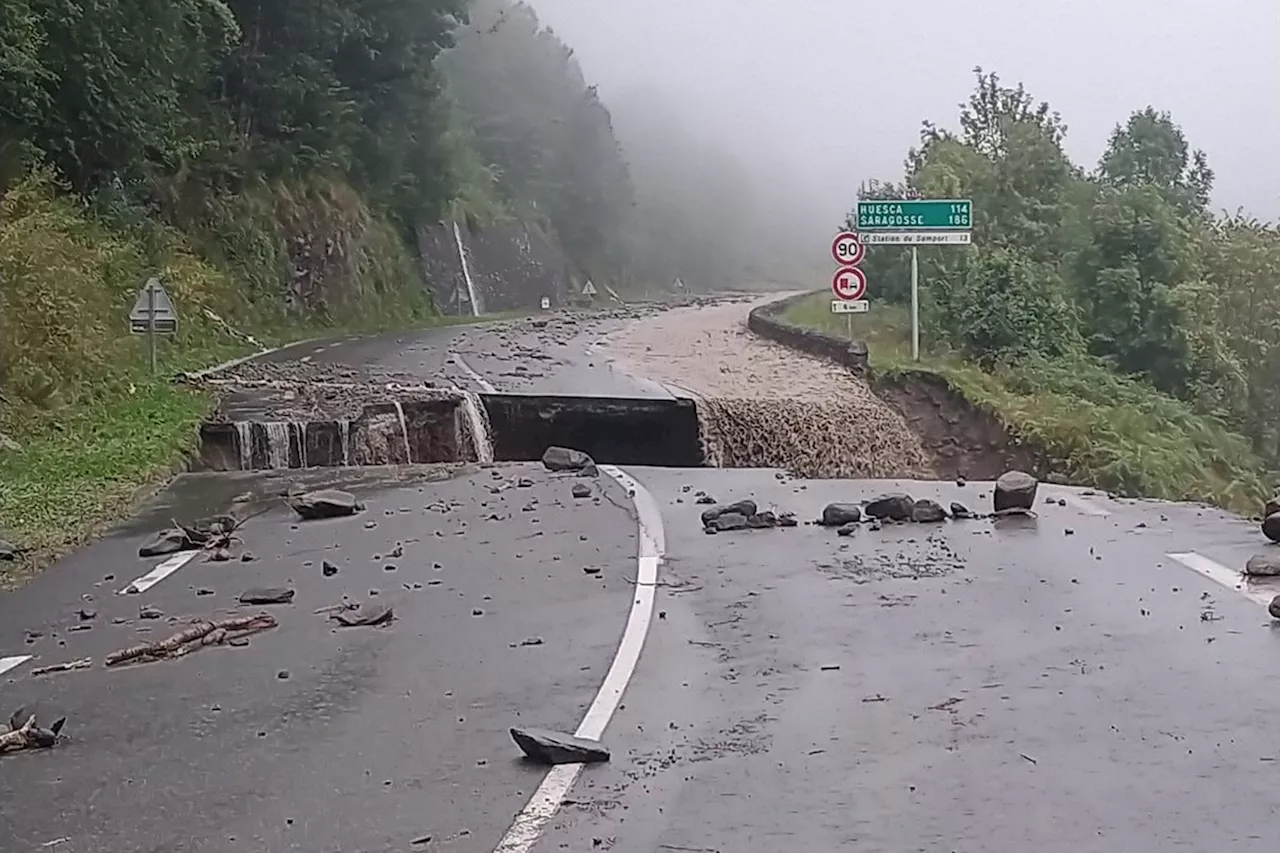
[742,293,1054,481]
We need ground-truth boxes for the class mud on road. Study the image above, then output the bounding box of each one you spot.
[604,297,932,479]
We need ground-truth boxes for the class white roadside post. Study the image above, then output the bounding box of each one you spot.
[854,198,973,361]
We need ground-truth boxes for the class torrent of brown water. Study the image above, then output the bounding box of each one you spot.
[695,396,930,479]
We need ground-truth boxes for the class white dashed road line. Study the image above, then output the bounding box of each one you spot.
[118,551,202,596]
[1167,551,1274,608]
[492,465,665,853]
[453,353,498,394]
[0,655,32,677]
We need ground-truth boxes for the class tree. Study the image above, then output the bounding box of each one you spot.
[1098,107,1214,217]
[439,0,636,272]
[1075,184,1202,395]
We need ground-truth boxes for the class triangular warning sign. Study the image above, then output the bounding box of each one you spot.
[581,279,597,296]
[129,278,176,322]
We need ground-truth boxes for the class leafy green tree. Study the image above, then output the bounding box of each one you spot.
[1075,184,1202,395]
[440,0,636,271]
[940,246,1080,363]
[1098,107,1214,217]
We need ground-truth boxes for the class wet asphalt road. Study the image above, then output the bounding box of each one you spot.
[248,310,685,399]
[6,306,1280,850]
[0,464,640,852]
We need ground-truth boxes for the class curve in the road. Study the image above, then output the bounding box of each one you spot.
[493,464,666,853]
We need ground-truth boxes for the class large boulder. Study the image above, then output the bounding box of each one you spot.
[510,727,610,765]
[1264,495,1280,519]
[701,500,757,527]
[541,446,597,475]
[864,494,915,522]
[819,503,862,526]
[288,489,364,521]
[1245,552,1280,577]
[911,499,947,523]
[994,471,1038,513]
[1263,512,1280,544]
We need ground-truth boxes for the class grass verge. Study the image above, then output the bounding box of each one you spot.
[782,292,1268,513]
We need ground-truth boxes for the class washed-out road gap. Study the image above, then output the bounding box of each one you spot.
[3,296,1279,853]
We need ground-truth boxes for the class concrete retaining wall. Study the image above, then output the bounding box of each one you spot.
[747,291,869,375]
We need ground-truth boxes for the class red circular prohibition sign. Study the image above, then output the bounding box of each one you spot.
[832,266,867,301]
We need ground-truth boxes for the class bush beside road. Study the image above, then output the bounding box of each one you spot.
[783,292,1268,514]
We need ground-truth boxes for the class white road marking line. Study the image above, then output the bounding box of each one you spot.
[492,465,664,853]
[453,353,498,394]
[118,551,201,595]
[0,655,32,677]
[1167,551,1274,608]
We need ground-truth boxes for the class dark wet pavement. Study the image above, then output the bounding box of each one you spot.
[7,304,1280,850]
[245,311,686,399]
[0,464,639,852]
[524,470,1280,853]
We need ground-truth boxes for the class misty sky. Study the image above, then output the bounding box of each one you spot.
[527,0,1279,232]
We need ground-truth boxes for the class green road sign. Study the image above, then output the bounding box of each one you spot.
[856,199,972,231]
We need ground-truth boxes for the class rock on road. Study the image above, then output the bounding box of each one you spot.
[2,295,1278,852]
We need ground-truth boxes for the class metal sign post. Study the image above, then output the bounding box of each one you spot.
[854,199,973,360]
[128,277,178,375]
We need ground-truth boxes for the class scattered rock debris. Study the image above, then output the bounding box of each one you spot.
[105,613,278,667]
[1244,553,1280,577]
[571,483,592,499]
[541,446,598,476]
[700,499,793,534]
[238,587,296,606]
[0,708,67,753]
[29,658,92,677]
[288,489,364,520]
[329,602,394,627]
[510,727,610,765]
[0,536,29,561]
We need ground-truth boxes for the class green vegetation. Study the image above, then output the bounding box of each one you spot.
[0,0,652,572]
[795,68,1280,512]
[784,295,1264,511]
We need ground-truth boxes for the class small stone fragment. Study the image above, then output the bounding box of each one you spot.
[864,494,915,521]
[239,587,296,605]
[0,536,26,561]
[1244,553,1280,577]
[1263,512,1280,543]
[138,605,164,620]
[571,483,592,499]
[694,494,716,505]
[583,566,602,575]
[77,608,97,621]
[331,603,394,627]
[949,502,972,519]
[994,471,1038,513]
[777,512,798,528]
[139,528,194,558]
[322,560,339,576]
[836,522,858,537]
[911,499,947,523]
[819,503,861,526]
[509,727,610,765]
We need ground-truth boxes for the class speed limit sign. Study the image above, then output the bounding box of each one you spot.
[831,231,865,267]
